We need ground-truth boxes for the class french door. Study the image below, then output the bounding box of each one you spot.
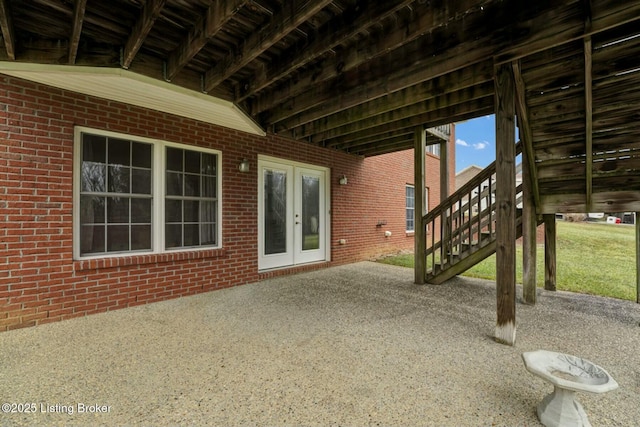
[258,157,329,270]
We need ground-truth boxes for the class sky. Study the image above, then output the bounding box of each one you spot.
[454,114,496,173]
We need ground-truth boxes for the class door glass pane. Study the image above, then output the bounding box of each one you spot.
[301,175,320,251]
[264,169,287,255]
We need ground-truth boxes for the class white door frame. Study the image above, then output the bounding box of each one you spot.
[258,155,331,270]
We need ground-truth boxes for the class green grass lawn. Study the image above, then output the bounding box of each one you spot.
[378,221,638,301]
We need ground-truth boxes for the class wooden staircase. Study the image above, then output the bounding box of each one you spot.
[423,143,538,284]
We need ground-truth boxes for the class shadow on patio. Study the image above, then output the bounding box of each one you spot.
[1,261,639,426]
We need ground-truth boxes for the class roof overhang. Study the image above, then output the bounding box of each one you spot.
[0,62,266,137]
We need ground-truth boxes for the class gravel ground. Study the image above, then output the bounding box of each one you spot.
[1,261,639,427]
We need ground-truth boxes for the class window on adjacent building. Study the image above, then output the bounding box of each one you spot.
[426,143,441,157]
[406,185,415,232]
[75,128,221,258]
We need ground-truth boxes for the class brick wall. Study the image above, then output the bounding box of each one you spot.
[0,75,452,331]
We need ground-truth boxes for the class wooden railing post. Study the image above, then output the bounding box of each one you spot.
[522,149,537,304]
[544,214,557,291]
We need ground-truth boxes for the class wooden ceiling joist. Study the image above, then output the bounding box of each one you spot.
[237,0,416,102]
[203,0,334,93]
[0,0,15,60]
[121,0,167,69]
[166,0,249,81]
[68,0,88,64]
[512,60,541,210]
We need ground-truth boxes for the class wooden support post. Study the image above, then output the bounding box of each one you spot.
[522,151,537,305]
[633,212,640,304]
[494,64,517,345]
[544,214,557,291]
[440,139,449,202]
[414,127,426,285]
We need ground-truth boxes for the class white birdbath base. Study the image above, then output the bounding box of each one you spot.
[522,350,618,427]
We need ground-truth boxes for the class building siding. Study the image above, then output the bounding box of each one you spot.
[0,75,453,331]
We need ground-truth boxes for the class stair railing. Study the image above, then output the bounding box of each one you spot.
[422,142,522,279]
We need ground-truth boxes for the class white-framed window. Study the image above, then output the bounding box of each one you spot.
[73,127,221,259]
[406,185,415,232]
[406,185,430,233]
[426,143,440,157]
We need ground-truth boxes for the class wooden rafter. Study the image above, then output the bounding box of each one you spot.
[328,98,494,151]
[249,0,496,115]
[511,60,541,211]
[121,0,167,69]
[0,0,15,60]
[203,0,333,93]
[296,62,493,141]
[237,0,416,102]
[166,0,249,81]
[68,0,88,64]
[320,83,493,146]
[269,36,495,128]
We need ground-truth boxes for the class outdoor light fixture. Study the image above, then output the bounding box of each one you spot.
[238,158,250,173]
[339,175,348,185]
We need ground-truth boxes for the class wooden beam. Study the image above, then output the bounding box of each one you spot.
[121,0,167,69]
[544,214,557,291]
[291,62,493,140]
[511,60,541,211]
[267,35,495,126]
[414,126,426,285]
[204,0,333,93]
[0,0,15,60]
[326,96,494,150]
[522,148,538,305]
[315,82,493,146]
[238,0,415,102]
[68,0,88,64]
[494,64,517,346]
[494,0,640,65]
[166,0,248,81]
[585,37,593,210]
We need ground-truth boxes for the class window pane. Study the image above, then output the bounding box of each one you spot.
[166,172,183,196]
[165,199,182,223]
[185,150,200,173]
[81,162,106,193]
[107,225,129,252]
[202,176,216,198]
[201,153,216,175]
[108,165,130,193]
[81,225,105,254]
[132,169,152,194]
[184,224,199,246]
[201,223,216,246]
[165,224,182,248]
[107,197,129,223]
[132,142,152,168]
[82,134,106,163]
[184,200,199,222]
[131,225,151,250]
[166,147,183,171]
[200,201,215,223]
[264,169,287,255]
[184,174,199,197]
[80,196,105,224]
[131,198,151,223]
[108,138,130,166]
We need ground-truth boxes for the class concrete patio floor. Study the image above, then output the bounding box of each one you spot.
[1,261,639,426]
